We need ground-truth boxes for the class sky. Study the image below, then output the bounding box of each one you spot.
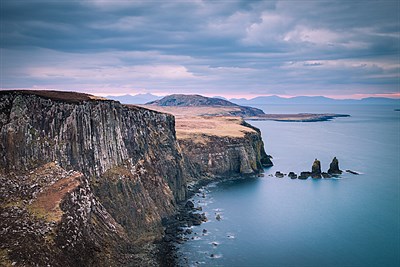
[1,0,399,99]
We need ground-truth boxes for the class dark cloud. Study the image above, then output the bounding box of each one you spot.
[1,0,399,98]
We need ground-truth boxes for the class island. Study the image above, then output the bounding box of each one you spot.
[143,94,350,122]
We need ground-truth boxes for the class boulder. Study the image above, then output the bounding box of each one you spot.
[185,200,195,209]
[288,172,297,179]
[311,159,322,178]
[321,172,332,178]
[275,171,284,178]
[298,171,311,179]
[328,157,342,175]
[346,170,359,175]
[185,229,192,235]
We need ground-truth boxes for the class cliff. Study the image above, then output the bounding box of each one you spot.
[0,90,272,266]
[0,90,188,266]
[139,103,273,181]
[175,116,273,180]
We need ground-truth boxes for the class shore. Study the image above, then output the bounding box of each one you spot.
[138,105,350,122]
[157,173,262,266]
[245,113,350,122]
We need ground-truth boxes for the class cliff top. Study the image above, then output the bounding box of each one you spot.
[175,116,256,141]
[138,104,256,141]
[0,90,107,103]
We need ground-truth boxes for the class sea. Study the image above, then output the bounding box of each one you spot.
[177,104,400,267]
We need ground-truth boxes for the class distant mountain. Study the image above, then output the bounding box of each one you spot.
[147,94,237,107]
[146,94,265,116]
[105,93,161,104]
[212,96,228,100]
[230,95,399,105]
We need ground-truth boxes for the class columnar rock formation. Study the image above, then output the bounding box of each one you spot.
[0,90,271,266]
[328,157,342,174]
[311,159,322,178]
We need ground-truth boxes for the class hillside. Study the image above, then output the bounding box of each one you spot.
[146,94,265,117]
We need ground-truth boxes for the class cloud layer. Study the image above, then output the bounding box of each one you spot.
[1,0,399,98]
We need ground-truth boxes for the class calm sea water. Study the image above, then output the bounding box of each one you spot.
[178,104,400,267]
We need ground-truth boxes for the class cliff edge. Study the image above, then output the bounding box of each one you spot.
[0,90,272,266]
[0,90,187,266]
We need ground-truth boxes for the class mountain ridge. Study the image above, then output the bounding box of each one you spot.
[146,94,265,117]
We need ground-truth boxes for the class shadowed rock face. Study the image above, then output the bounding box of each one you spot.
[178,132,272,180]
[311,159,322,178]
[0,91,271,266]
[328,157,342,174]
[0,91,189,266]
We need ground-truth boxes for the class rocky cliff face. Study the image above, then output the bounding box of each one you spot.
[0,90,272,266]
[0,91,188,266]
[178,121,273,180]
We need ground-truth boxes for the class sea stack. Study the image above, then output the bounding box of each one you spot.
[311,159,322,178]
[328,157,342,175]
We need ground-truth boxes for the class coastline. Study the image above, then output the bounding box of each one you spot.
[245,113,350,122]
[157,172,264,266]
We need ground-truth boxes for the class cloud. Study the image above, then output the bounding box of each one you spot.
[1,0,399,98]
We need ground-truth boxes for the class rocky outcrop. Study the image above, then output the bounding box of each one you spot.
[311,159,322,178]
[178,131,272,180]
[0,90,189,266]
[328,157,342,175]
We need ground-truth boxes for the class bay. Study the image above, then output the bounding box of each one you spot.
[178,104,400,267]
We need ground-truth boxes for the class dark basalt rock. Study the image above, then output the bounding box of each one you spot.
[288,172,297,179]
[346,170,359,175]
[321,172,332,178]
[311,159,322,178]
[185,201,195,210]
[298,171,311,179]
[328,157,342,175]
[275,171,284,178]
[0,90,274,266]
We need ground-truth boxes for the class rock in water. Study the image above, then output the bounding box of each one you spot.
[311,159,322,178]
[321,172,332,178]
[328,157,342,175]
[288,172,297,179]
[298,171,311,179]
[346,170,359,175]
[185,200,195,210]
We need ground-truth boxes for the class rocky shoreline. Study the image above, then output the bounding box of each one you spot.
[156,172,262,266]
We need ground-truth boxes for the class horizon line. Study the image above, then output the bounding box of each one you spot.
[1,88,399,100]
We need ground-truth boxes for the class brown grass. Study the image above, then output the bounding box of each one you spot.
[28,172,82,222]
[136,105,243,117]
[175,116,255,141]
[0,90,107,103]
[135,105,256,143]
